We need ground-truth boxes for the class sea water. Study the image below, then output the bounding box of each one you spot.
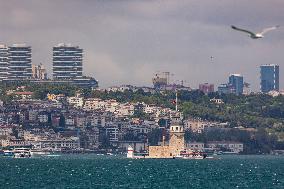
[0,154,283,188]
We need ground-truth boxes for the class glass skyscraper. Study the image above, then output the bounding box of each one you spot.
[260,64,279,93]
[53,43,83,80]
[229,74,243,95]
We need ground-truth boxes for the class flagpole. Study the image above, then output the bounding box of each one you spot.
[175,90,178,112]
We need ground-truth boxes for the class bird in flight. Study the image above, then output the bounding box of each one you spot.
[231,25,280,39]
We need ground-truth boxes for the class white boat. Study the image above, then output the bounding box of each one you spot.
[3,150,14,157]
[30,149,50,156]
[13,148,32,158]
[177,149,208,159]
[46,154,61,157]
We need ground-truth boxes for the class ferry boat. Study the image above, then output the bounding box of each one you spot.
[13,148,32,158]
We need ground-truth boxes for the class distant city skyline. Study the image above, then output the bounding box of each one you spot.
[0,0,283,90]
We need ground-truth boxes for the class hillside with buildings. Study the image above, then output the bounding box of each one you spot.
[0,81,283,154]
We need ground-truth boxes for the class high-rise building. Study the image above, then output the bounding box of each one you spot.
[218,83,234,94]
[8,44,32,80]
[260,64,279,93]
[229,74,243,95]
[32,63,47,80]
[0,44,9,81]
[199,83,214,94]
[53,43,83,80]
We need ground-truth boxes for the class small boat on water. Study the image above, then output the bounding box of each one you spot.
[3,150,14,157]
[176,149,207,159]
[45,154,61,157]
[30,149,50,156]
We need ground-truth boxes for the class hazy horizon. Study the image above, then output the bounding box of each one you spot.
[0,0,283,91]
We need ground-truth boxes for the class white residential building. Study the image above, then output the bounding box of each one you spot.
[76,116,86,128]
[83,98,104,111]
[38,113,49,123]
[33,137,80,150]
[184,118,227,133]
[67,96,84,108]
[105,127,119,142]
[65,116,75,127]
[29,110,38,121]
[0,127,13,136]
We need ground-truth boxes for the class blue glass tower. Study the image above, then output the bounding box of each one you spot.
[229,74,243,95]
[260,64,279,93]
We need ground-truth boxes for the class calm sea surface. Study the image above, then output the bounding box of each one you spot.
[0,154,283,188]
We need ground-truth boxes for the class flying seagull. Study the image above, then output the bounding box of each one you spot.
[231,25,280,39]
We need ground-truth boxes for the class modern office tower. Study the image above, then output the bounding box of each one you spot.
[199,83,214,94]
[8,44,32,80]
[229,74,244,95]
[53,43,83,80]
[0,44,9,81]
[260,64,279,93]
[32,63,47,80]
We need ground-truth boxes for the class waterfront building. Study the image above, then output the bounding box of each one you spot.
[0,138,29,147]
[206,141,243,153]
[8,44,32,80]
[53,43,83,80]
[34,137,80,150]
[199,83,214,94]
[32,63,47,80]
[229,74,243,95]
[0,44,9,81]
[260,64,279,93]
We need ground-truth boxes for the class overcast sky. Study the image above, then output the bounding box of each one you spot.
[0,0,283,91]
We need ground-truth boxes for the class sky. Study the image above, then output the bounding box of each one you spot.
[0,0,283,91]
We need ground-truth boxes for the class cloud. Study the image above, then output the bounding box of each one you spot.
[85,52,125,87]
